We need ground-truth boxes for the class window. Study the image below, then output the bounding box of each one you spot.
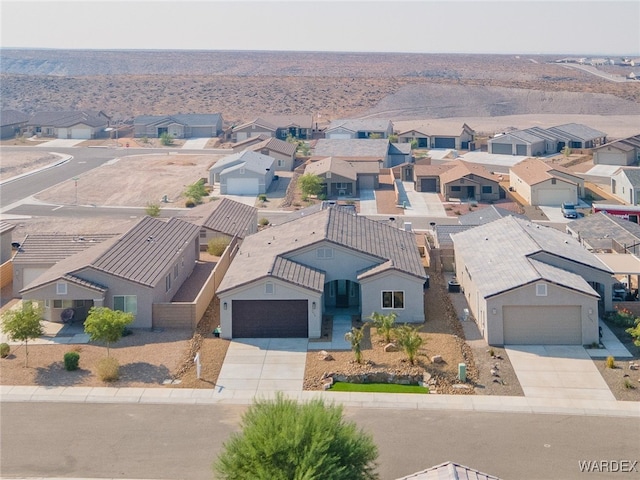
[45,299,50,308]
[317,247,333,259]
[482,185,492,194]
[200,229,207,239]
[551,178,556,185]
[56,282,67,295]
[265,282,274,294]
[335,182,349,190]
[114,295,137,314]
[326,172,332,179]
[277,159,284,167]
[53,300,73,309]
[173,264,179,280]
[165,274,172,292]
[382,291,404,309]
[239,167,245,174]
[536,284,547,296]
[451,186,461,192]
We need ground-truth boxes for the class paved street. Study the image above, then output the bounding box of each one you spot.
[1,402,638,480]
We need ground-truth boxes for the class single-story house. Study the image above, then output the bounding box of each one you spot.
[591,134,640,166]
[1,222,16,265]
[412,160,500,201]
[313,139,410,168]
[208,150,275,195]
[396,123,475,150]
[230,134,271,152]
[545,123,607,149]
[247,136,297,171]
[0,109,29,139]
[216,206,427,339]
[567,211,640,255]
[325,118,393,139]
[19,216,201,329]
[610,167,640,205]
[509,158,583,206]
[193,197,258,249]
[452,216,615,345]
[304,157,380,197]
[231,115,313,142]
[12,233,118,298]
[133,113,224,138]
[26,110,110,139]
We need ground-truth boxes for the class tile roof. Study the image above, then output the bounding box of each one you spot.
[451,216,610,298]
[510,158,578,186]
[434,225,471,248]
[89,216,200,287]
[271,256,325,292]
[13,233,117,265]
[326,118,392,133]
[439,160,499,184]
[198,198,257,238]
[134,113,222,127]
[231,134,271,150]
[233,115,313,131]
[458,205,527,225]
[218,207,425,293]
[619,167,640,186]
[249,136,297,156]
[593,134,640,152]
[305,157,357,180]
[0,221,16,235]
[1,109,29,127]
[546,123,607,141]
[209,150,275,175]
[314,139,390,158]
[28,111,108,128]
[395,461,502,480]
[567,212,640,247]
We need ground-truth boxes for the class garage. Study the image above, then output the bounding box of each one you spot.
[434,137,455,148]
[358,175,375,189]
[226,177,260,195]
[516,144,528,155]
[490,143,512,155]
[420,178,438,192]
[328,133,352,139]
[503,305,582,344]
[232,299,308,338]
[190,126,214,137]
[536,188,573,206]
[70,126,92,139]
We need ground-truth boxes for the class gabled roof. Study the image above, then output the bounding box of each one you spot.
[439,160,499,184]
[233,114,313,131]
[209,150,275,175]
[396,461,502,480]
[458,205,527,226]
[88,216,200,287]
[451,216,611,298]
[218,208,425,294]
[546,123,607,141]
[593,134,640,152]
[414,164,453,177]
[314,138,390,159]
[28,111,109,128]
[389,143,412,155]
[1,109,29,127]
[510,158,579,186]
[134,113,222,127]
[616,167,640,186]
[249,136,297,157]
[231,133,271,150]
[567,211,640,248]
[326,118,392,133]
[197,198,257,238]
[13,233,117,265]
[0,221,16,235]
[305,157,357,180]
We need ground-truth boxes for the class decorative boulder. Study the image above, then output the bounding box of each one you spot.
[318,350,334,361]
[383,343,399,352]
[431,355,443,364]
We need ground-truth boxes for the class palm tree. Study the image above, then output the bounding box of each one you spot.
[345,326,366,364]
[396,325,424,365]
[368,311,397,344]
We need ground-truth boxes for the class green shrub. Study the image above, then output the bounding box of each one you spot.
[207,237,230,256]
[624,378,636,389]
[258,194,267,203]
[0,343,10,358]
[185,199,196,208]
[63,351,80,371]
[258,217,269,227]
[605,356,616,369]
[97,357,120,382]
[145,202,161,217]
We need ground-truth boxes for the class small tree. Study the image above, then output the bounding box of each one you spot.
[184,179,208,205]
[299,173,323,198]
[389,134,398,143]
[214,393,379,480]
[562,145,571,158]
[626,318,640,346]
[298,141,310,156]
[145,202,161,217]
[368,133,382,139]
[396,324,424,365]
[368,311,397,344]
[84,307,134,357]
[207,237,230,256]
[1,301,44,367]
[345,325,366,364]
[410,139,418,150]
[160,132,174,146]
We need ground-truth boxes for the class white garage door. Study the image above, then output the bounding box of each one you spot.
[23,268,48,290]
[503,305,582,345]
[596,152,625,165]
[227,177,259,195]
[328,133,352,139]
[71,127,92,139]
[537,188,572,206]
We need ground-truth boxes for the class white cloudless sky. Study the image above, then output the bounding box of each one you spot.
[1,0,638,55]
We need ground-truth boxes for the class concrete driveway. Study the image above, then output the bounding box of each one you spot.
[181,138,210,149]
[34,139,86,148]
[215,338,308,398]
[505,345,615,401]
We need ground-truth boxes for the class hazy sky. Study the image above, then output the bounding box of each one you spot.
[1,0,638,56]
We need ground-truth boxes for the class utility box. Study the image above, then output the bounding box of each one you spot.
[458,363,466,382]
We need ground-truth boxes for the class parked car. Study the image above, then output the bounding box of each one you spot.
[561,202,578,218]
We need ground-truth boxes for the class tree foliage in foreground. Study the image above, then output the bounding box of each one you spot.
[1,301,43,367]
[84,307,134,357]
[298,173,323,197]
[214,393,379,480]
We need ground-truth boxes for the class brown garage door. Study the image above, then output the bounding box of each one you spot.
[503,305,582,345]
[232,300,308,338]
[421,178,437,192]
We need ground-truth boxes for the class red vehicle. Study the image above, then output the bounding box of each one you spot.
[592,204,640,224]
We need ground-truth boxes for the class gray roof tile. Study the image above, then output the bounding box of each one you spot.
[199,198,257,238]
[314,138,390,158]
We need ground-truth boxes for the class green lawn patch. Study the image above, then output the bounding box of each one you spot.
[330,382,429,394]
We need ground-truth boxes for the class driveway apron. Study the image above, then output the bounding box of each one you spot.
[506,345,615,401]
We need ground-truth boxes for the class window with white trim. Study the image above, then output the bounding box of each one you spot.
[56,282,67,295]
[165,274,171,292]
[326,172,332,178]
[277,159,284,167]
[265,282,274,294]
[113,295,137,314]
[382,291,404,309]
[317,247,333,259]
[173,264,179,280]
[536,283,547,296]
[53,300,73,309]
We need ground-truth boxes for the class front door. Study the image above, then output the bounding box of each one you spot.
[336,279,349,308]
[466,186,475,199]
